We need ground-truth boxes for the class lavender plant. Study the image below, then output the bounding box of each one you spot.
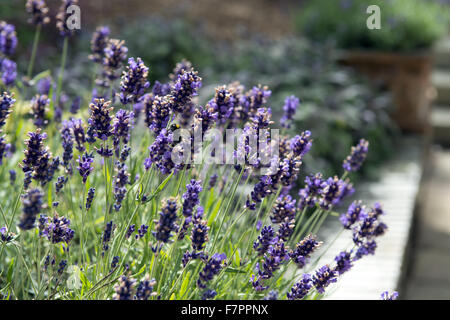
[0,6,393,301]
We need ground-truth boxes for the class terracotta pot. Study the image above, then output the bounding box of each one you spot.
[337,51,434,133]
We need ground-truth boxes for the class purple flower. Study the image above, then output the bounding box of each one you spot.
[1,58,17,87]
[102,220,115,253]
[279,156,302,187]
[119,145,131,162]
[191,220,209,251]
[277,218,295,242]
[55,175,68,193]
[76,152,94,184]
[287,274,312,300]
[170,69,202,113]
[197,253,226,288]
[26,0,50,26]
[170,59,193,81]
[85,187,95,210]
[39,213,74,244]
[381,291,398,300]
[263,290,278,300]
[113,109,134,150]
[246,175,274,210]
[21,130,47,172]
[89,26,110,63]
[319,176,345,210]
[136,224,148,239]
[0,22,17,56]
[60,120,74,168]
[297,173,326,210]
[70,96,81,114]
[153,197,178,243]
[55,0,79,37]
[102,39,128,82]
[30,95,50,128]
[257,241,289,282]
[354,240,377,260]
[135,275,157,300]
[281,95,300,128]
[21,129,59,186]
[312,265,337,294]
[271,195,296,224]
[119,57,150,105]
[0,226,13,243]
[202,289,217,300]
[113,275,136,300]
[182,179,202,218]
[95,145,113,158]
[144,128,177,174]
[290,131,312,158]
[340,201,366,229]
[126,224,135,239]
[113,161,130,211]
[19,188,44,230]
[71,118,86,152]
[193,104,218,140]
[208,86,235,124]
[334,251,353,275]
[0,91,14,128]
[251,107,273,130]
[57,259,67,275]
[253,226,276,256]
[152,80,170,96]
[0,131,10,165]
[146,95,172,135]
[36,77,52,95]
[289,234,322,269]
[88,98,113,141]
[343,139,369,172]
[245,85,271,115]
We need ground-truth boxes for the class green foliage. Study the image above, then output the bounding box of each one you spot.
[118,17,215,82]
[295,0,449,52]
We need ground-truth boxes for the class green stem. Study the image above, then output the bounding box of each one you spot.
[55,37,69,108]
[27,25,41,80]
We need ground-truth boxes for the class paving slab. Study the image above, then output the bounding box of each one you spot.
[403,149,450,299]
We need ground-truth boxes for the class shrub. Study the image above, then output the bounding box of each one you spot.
[295,0,449,52]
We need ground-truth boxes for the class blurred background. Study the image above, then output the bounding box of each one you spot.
[1,0,450,299]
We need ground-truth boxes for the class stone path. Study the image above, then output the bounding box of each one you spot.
[403,148,450,299]
[312,137,423,300]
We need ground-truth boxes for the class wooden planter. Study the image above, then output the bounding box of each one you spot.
[338,51,434,133]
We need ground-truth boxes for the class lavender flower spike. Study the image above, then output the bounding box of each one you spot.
[0,21,18,56]
[1,58,17,87]
[0,91,15,128]
[312,265,337,294]
[197,253,226,288]
[26,0,50,26]
[77,152,94,184]
[343,139,369,172]
[287,274,312,300]
[119,57,150,105]
[88,98,113,141]
[281,95,300,128]
[153,197,179,243]
[19,188,44,230]
[89,26,110,63]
